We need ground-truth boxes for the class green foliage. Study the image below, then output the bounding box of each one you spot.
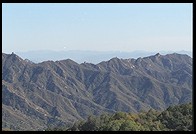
[47,103,192,131]
[80,116,100,131]
[157,103,192,131]
[119,120,141,131]
[112,112,127,120]
[102,119,124,131]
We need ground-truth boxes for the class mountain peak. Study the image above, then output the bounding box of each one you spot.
[155,53,161,57]
[6,52,24,63]
[110,57,120,61]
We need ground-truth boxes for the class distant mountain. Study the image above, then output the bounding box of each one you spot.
[2,52,192,131]
[14,50,192,64]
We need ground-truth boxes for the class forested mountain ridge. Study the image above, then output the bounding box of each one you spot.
[47,103,192,131]
[2,52,192,131]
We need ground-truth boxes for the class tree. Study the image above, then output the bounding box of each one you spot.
[119,120,141,131]
[112,112,127,120]
[80,116,100,131]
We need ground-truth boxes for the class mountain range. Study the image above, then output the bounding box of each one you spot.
[2,52,192,131]
[14,50,192,64]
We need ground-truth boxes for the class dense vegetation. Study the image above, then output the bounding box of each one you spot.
[46,103,192,131]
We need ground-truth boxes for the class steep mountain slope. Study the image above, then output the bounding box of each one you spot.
[2,52,192,131]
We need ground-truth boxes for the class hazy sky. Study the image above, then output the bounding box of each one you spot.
[2,3,192,53]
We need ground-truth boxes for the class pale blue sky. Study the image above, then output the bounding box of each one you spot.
[2,3,192,53]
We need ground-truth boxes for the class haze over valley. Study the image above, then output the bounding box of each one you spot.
[15,50,192,64]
